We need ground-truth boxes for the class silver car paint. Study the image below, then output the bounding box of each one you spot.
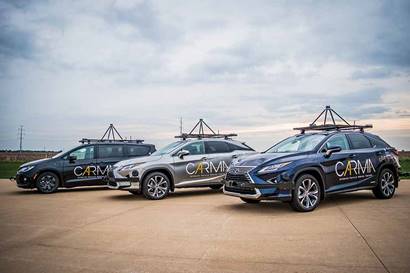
[111,138,255,189]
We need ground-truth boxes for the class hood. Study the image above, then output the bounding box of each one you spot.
[114,155,162,167]
[234,152,300,167]
[20,158,52,168]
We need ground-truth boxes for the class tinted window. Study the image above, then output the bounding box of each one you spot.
[98,145,124,158]
[348,134,372,149]
[205,141,230,154]
[127,145,151,157]
[266,134,326,153]
[228,143,253,151]
[324,135,349,150]
[69,146,94,160]
[367,136,389,148]
[182,142,204,155]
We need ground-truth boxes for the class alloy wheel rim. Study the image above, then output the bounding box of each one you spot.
[147,175,168,198]
[298,178,319,209]
[381,172,395,196]
[39,175,56,192]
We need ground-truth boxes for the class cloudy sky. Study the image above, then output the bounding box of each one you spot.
[0,0,409,152]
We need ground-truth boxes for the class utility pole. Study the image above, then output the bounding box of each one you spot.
[179,117,183,135]
[18,125,24,153]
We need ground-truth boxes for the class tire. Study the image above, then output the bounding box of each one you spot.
[290,174,321,212]
[36,172,59,194]
[372,168,396,199]
[128,190,140,195]
[209,185,223,190]
[142,172,170,200]
[240,197,261,204]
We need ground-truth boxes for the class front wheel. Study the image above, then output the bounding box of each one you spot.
[290,174,321,212]
[36,172,59,193]
[373,168,396,199]
[142,172,170,200]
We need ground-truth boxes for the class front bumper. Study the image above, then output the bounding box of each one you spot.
[106,170,140,191]
[14,173,36,189]
[223,179,292,201]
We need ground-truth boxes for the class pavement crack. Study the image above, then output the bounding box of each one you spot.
[337,204,391,273]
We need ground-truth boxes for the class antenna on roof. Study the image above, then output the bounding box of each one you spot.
[294,106,373,134]
[175,119,237,140]
[79,124,144,144]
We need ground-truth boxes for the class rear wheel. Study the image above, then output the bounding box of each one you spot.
[209,185,223,190]
[290,174,321,212]
[373,168,396,199]
[36,172,59,193]
[142,172,170,200]
[240,197,261,204]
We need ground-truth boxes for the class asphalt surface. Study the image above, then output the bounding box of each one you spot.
[0,179,409,273]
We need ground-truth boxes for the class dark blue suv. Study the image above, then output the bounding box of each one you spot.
[223,130,400,212]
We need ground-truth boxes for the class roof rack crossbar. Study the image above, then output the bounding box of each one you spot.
[176,119,237,140]
[294,106,372,133]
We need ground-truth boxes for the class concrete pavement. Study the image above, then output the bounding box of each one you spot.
[0,179,409,273]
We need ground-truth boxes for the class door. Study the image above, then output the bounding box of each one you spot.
[62,145,97,186]
[96,144,125,185]
[125,144,152,158]
[172,141,207,186]
[346,133,378,186]
[319,134,355,193]
[203,141,233,182]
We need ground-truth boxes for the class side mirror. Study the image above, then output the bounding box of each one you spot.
[68,155,77,163]
[177,150,190,159]
[324,146,342,158]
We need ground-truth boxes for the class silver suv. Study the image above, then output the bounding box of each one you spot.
[107,138,255,199]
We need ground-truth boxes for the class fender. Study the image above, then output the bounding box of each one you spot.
[140,167,175,190]
[35,168,64,186]
[376,162,399,188]
[291,165,326,199]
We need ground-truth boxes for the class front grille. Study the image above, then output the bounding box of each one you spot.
[225,173,251,183]
[225,185,256,195]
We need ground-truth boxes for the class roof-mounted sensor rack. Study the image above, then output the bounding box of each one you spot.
[175,119,237,140]
[79,124,144,144]
[294,106,373,134]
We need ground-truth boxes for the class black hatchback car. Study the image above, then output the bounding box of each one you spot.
[223,129,400,212]
[14,141,155,193]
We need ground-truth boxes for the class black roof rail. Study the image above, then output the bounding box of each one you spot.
[79,124,144,144]
[294,106,373,134]
[175,119,238,140]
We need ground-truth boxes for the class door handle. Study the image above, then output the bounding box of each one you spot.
[348,154,356,158]
[200,157,208,161]
[232,155,238,158]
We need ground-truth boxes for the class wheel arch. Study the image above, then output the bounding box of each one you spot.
[141,168,175,191]
[377,163,399,188]
[293,167,326,200]
[35,169,62,187]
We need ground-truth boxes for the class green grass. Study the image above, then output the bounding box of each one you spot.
[400,157,410,177]
[0,161,25,179]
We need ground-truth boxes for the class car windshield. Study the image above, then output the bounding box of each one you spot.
[52,149,68,158]
[151,141,184,156]
[266,134,326,153]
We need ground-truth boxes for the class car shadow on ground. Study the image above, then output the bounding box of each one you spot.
[6,186,110,196]
[105,188,223,201]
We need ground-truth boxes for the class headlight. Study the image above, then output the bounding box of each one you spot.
[18,166,35,173]
[118,163,142,172]
[257,162,292,175]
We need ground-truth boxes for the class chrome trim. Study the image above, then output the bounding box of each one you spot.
[223,185,262,199]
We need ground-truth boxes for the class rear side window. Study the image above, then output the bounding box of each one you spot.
[367,136,389,148]
[126,145,151,157]
[228,143,254,151]
[348,134,372,149]
[98,145,124,158]
[205,141,231,154]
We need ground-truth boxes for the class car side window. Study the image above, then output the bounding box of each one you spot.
[98,145,124,158]
[205,141,231,154]
[228,143,253,151]
[367,136,389,148]
[182,142,205,155]
[126,145,151,157]
[348,134,372,149]
[69,146,94,160]
[324,135,349,150]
